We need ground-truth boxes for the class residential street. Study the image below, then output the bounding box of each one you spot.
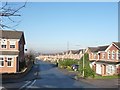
[2,60,119,89]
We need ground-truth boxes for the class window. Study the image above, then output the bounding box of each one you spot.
[1,45,6,48]
[1,39,7,49]
[112,50,115,59]
[10,45,15,48]
[94,54,96,59]
[0,57,4,67]
[116,50,120,60]
[7,58,13,67]
[107,65,113,74]
[108,51,111,59]
[9,41,16,49]
[118,51,120,60]
[102,53,105,59]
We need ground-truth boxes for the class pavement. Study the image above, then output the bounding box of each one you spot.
[58,67,120,88]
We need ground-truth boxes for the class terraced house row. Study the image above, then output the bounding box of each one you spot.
[38,42,120,76]
[38,49,85,62]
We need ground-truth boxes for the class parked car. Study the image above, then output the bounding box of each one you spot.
[71,64,79,71]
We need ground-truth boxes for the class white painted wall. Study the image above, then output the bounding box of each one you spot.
[89,61,95,68]
[89,62,92,68]
[96,63,102,75]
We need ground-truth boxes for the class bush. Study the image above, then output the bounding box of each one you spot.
[58,59,78,69]
[79,53,95,78]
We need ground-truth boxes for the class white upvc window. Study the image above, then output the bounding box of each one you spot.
[108,50,111,59]
[0,57,4,67]
[1,45,6,48]
[94,54,96,59]
[1,39,7,49]
[118,51,120,60]
[102,53,105,59]
[116,50,120,60]
[9,41,16,49]
[108,65,113,74]
[7,57,14,67]
[112,50,115,60]
[10,45,15,48]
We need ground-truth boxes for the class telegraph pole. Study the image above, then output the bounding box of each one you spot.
[82,49,85,77]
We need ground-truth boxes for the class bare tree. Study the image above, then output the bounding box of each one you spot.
[0,2,27,30]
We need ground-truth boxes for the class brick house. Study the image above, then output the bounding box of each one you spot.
[0,30,25,73]
[65,50,83,60]
[86,42,120,76]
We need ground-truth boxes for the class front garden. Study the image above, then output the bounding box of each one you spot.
[58,53,120,79]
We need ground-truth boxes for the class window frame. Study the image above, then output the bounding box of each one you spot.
[102,53,105,59]
[1,45,7,48]
[10,45,15,48]
[117,50,120,60]
[9,41,16,49]
[0,57,4,67]
[7,57,14,67]
[112,50,115,60]
[93,53,96,59]
[108,50,111,59]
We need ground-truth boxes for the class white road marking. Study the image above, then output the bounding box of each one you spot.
[19,81,31,90]
[26,80,36,89]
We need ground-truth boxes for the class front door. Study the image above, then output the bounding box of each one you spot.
[102,64,106,76]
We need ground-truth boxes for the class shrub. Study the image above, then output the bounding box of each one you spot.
[79,53,95,78]
[58,59,78,69]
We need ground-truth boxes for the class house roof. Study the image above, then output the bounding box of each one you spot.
[113,42,120,49]
[88,47,99,52]
[0,51,19,55]
[66,49,83,54]
[88,45,109,53]
[97,45,109,51]
[0,30,23,39]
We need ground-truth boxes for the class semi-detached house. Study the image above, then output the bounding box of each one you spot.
[0,30,25,73]
[86,42,120,76]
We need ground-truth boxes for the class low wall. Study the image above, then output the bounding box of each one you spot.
[1,61,33,80]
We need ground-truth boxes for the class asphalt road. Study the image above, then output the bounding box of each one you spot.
[2,60,110,89]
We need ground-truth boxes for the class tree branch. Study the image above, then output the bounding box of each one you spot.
[0,2,27,29]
